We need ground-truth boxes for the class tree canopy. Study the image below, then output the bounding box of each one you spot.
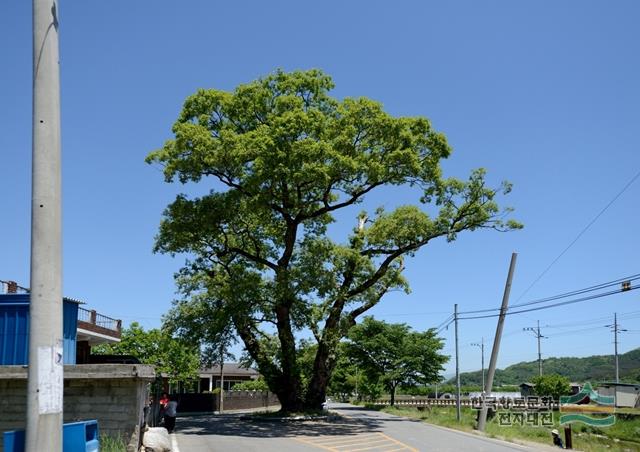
[345,316,448,405]
[147,69,521,411]
[93,322,200,384]
[532,374,571,401]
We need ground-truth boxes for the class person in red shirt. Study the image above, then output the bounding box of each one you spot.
[159,392,169,422]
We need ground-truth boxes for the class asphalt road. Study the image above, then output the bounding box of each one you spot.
[172,403,539,452]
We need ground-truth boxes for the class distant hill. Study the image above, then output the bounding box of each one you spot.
[448,348,640,386]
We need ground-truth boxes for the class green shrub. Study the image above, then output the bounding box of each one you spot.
[100,434,127,452]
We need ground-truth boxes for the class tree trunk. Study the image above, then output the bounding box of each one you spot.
[305,292,349,410]
[390,383,396,406]
[232,314,304,410]
[234,296,306,412]
[305,340,336,409]
[274,303,304,412]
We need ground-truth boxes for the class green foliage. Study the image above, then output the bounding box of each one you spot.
[356,377,385,401]
[147,69,520,411]
[531,374,571,401]
[232,378,270,391]
[327,353,358,400]
[344,317,448,404]
[99,434,127,452]
[452,348,640,386]
[93,322,200,384]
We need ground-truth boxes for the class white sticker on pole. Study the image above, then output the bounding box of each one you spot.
[38,344,63,414]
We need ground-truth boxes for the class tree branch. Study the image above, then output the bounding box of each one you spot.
[299,181,383,221]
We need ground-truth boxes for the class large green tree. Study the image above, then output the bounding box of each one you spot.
[93,322,200,385]
[532,374,571,401]
[345,317,448,405]
[147,69,520,411]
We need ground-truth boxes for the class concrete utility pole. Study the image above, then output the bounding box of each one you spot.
[471,338,485,394]
[454,304,461,422]
[477,253,517,432]
[524,321,545,377]
[27,1,63,450]
[606,313,627,383]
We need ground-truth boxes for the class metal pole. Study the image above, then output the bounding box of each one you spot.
[605,314,626,397]
[454,303,461,422]
[537,320,542,377]
[477,252,517,432]
[614,313,619,384]
[481,338,485,394]
[27,1,63,450]
[524,322,544,377]
[471,338,485,394]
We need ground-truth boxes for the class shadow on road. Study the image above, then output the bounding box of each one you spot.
[176,410,385,439]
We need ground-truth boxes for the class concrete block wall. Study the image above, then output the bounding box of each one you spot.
[222,390,280,411]
[0,378,27,439]
[0,364,155,452]
[176,390,280,413]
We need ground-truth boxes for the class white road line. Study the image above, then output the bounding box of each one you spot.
[171,432,181,452]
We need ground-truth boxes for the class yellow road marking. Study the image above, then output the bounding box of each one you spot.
[313,434,382,445]
[346,440,397,451]
[294,432,418,451]
[336,438,391,450]
[295,436,336,451]
[377,433,418,452]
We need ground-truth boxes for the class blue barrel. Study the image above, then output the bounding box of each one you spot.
[3,420,99,452]
[63,420,99,452]
[2,430,24,452]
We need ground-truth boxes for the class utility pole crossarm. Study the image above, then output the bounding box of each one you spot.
[523,321,546,377]
[606,313,627,384]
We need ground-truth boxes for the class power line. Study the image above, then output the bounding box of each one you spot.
[606,313,628,383]
[458,285,639,320]
[515,168,640,302]
[510,274,640,310]
[436,317,454,335]
[459,273,640,315]
[523,321,546,376]
[545,325,605,338]
[545,310,640,330]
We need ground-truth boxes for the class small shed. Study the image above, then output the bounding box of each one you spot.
[0,293,79,365]
[597,382,640,408]
[520,382,535,397]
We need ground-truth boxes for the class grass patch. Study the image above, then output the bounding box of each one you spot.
[100,434,127,452]
[377,406,640,452]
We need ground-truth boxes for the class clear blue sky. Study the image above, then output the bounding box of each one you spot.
[1,1,639,379]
